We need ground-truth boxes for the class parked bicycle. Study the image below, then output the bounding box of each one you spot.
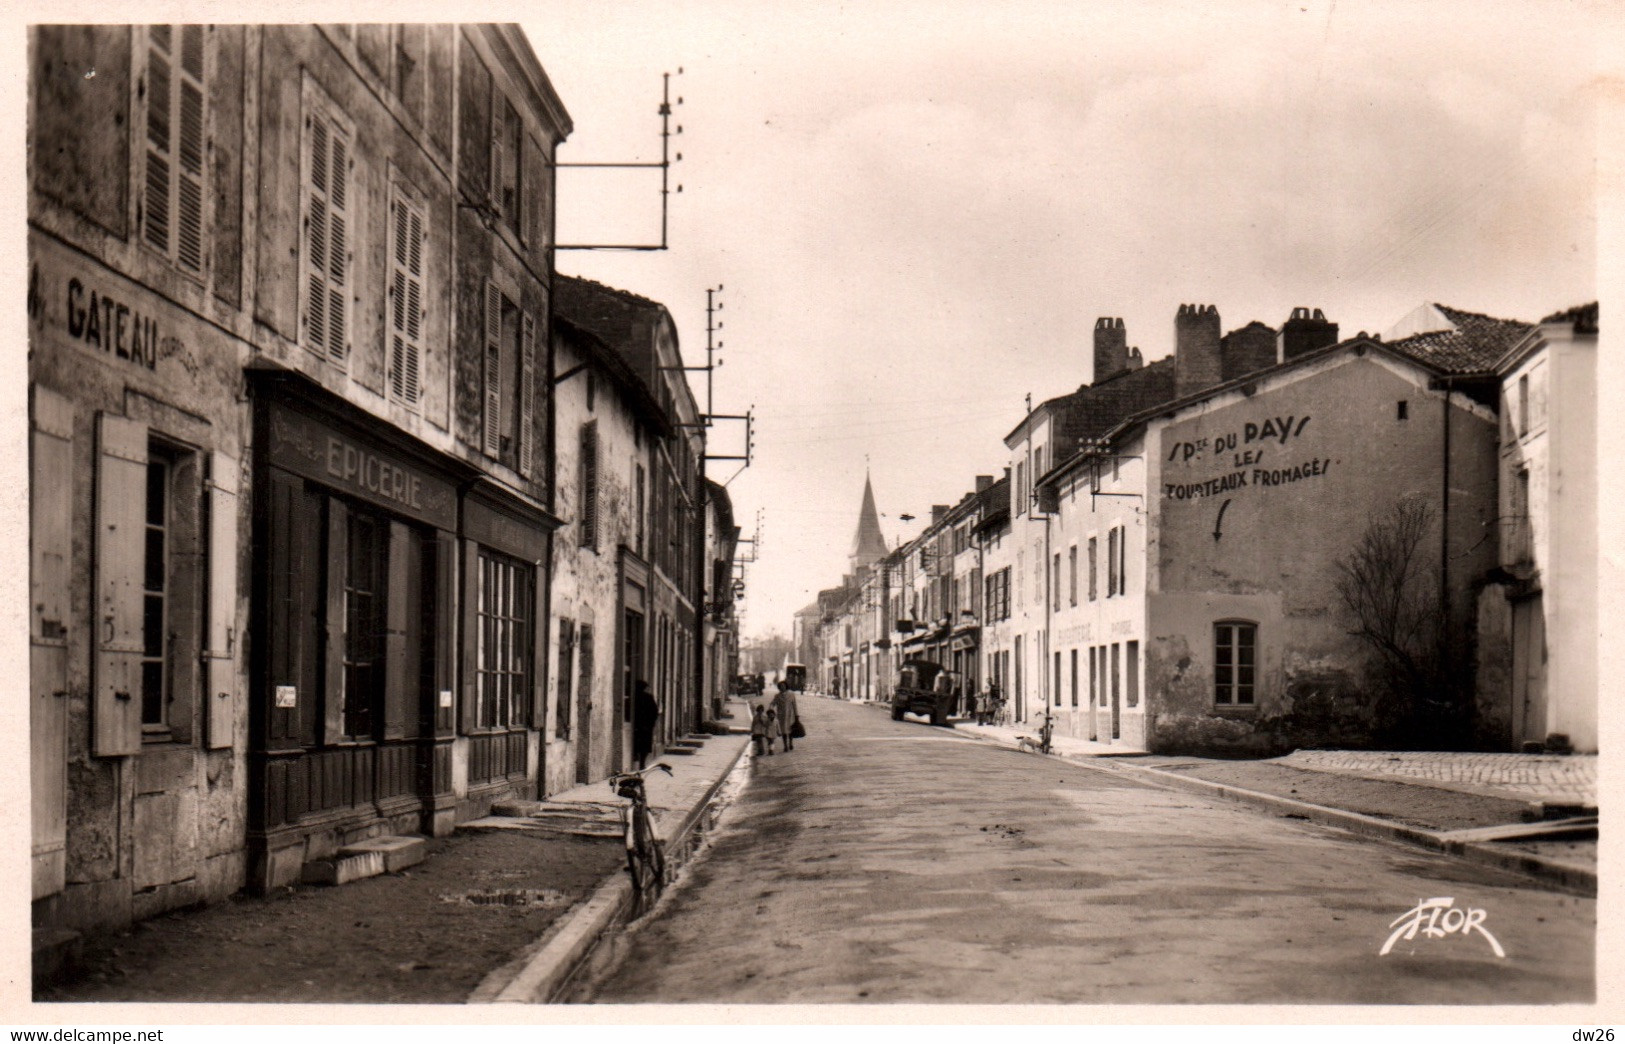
[608,762,673,914]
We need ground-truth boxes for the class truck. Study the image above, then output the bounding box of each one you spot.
[890,658,959,726]
[782,663,807,692]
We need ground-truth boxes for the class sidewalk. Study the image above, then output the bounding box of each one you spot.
[941,709,1597,896]
[38,714,752,1006]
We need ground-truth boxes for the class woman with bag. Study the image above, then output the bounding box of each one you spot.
[773,681,800,753]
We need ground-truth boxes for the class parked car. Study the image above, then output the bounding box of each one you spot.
[890,658,958,726]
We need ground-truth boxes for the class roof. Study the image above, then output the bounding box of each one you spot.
[1381,304,1534,375]
[553,314,672,437]
[1540,302,1598,334]
[554,273,678,379]
[851,473,889,565]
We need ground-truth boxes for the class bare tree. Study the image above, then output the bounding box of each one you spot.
[1334,495,1461,741]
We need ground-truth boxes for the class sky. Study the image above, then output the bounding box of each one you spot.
[526,0,1600,643]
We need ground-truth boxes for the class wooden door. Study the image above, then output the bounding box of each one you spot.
[1513,595,1548,747]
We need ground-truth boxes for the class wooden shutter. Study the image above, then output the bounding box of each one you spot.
[204,450,238,749]
[388,192,425,406]
[140,26,205,273]
[304,103,350,361]
[323,499,347,744]
[140,29,174,257]
[32,389,73,898]
[518,312,536,476]
[175,26,205,273]
[94,414,147,757]
[483,282,502,457]
[579,423,598,549]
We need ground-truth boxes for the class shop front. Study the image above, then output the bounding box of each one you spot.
[247,373,476,890]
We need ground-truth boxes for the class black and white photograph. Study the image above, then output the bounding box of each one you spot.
[13,0,1615,1030]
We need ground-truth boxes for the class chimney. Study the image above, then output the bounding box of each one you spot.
[1093,317,1128,383]
[1220,322,1277,381]
[1175,304,1223,398]
[931,504,948,526]
[975,474,993,493]
[1125,346,1144,371]
[1280,307,1339,362]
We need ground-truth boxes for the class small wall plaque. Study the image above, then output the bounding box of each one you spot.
[275,684,297,709]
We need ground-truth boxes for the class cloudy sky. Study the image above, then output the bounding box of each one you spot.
[525,0,1599,642]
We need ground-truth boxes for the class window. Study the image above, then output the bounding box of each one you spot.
[1511,468,1532,564]
[1107,528,1119,596]
[635,463,646,556]
[476,549,533,729]
[1116,525,1127,595]
[1214,621,1256,706]
[387,185,426,407]
[1088,647,1097,708]
[1397,400,1408,421]
[492,98,523,238]
[1126,640,1139,707]
[1070,648,1079,707]
[301,81,352,362]
[140,452,173,728]
[482,284,536,471]
[1518,375,1530,437]
[341,510,386,738]
[1088,536,1098,601]
[138,25,207,275]
[1015,462,1025,516]
[578,421,599,550]
[1054,651,1062,706]
[1053,553,1062,611]
[556,618,575,739]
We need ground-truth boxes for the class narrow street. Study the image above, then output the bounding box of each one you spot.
[583,696,1594,1004]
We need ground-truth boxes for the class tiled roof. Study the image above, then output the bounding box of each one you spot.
[553,274,672,375]
[1384,304,1533,375]
[1541,302,1598,334]
[1051,357,1178,455]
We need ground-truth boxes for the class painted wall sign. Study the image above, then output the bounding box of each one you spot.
[57,272,164,370]
[1163,412,1338,500]
[465,494,550,562]
[266,403,459,530]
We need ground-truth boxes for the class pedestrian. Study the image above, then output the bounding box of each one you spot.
[773,680,800,752]
[763,705,777,754]
[632,679,660,770]
[975,689,988,726]
[749,705,769,757]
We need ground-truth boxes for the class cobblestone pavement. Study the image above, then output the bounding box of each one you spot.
[1276,750,1597,807]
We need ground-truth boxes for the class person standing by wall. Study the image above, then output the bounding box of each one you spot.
[633,679,660,770]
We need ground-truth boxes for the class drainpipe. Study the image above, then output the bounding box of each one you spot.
[1440,375,1452,702]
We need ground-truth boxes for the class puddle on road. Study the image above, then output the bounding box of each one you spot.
[438,888,571,908]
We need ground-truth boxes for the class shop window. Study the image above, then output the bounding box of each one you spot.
[1214,621,1256,706]
[137,25,208,276]
[301,82,352,363]
[475,548,533,729]
[387,184,427,408]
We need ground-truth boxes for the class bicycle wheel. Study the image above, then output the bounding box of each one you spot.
[625,806,665,911]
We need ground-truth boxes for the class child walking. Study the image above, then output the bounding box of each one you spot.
[750,705,770,756]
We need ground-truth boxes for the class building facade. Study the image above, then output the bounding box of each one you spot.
[29,23,574,938]
[1476,304,1598,753]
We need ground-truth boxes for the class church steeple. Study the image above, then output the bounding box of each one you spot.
[850,472,888,574]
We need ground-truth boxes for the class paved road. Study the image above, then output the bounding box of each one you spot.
[582,697,1594,1004]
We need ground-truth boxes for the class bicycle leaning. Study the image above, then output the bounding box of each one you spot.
[608,762,672,914]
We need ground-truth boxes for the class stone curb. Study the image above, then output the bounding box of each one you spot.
[471,735,752,1005]
[951,724,1597,898]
